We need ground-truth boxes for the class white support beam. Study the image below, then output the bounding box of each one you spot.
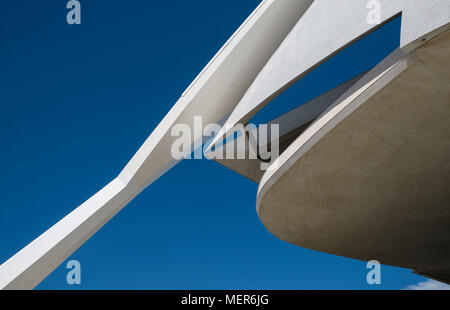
[0,0,313,290]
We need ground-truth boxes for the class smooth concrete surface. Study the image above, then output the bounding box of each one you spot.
[208,0,450,150]
[257,31,450,281]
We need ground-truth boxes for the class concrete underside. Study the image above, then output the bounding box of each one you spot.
[257,31,450,282]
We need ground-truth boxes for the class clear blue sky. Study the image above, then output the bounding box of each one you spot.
[0,0,428,289]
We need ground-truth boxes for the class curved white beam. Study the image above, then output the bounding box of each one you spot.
[0,0,314,290]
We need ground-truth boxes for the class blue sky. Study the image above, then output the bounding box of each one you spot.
[0,0,430,289]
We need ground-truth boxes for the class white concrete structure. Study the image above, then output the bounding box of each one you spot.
[1,0,449,289]
[257,36,450,283]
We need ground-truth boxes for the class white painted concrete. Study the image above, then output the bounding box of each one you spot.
[208,0,450,150]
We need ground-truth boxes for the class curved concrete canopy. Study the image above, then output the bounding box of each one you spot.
[208,0,450,150]
[257,31,450,281]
